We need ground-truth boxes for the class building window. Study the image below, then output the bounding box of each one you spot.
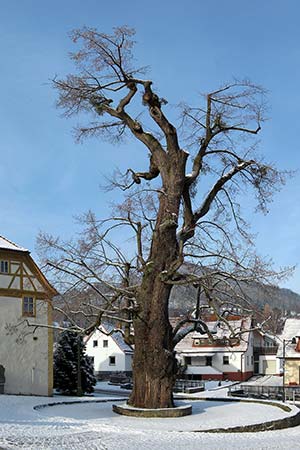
[93,340,98,347]
[89,356,94,365]
[109,356,116,366]
[223,355,229,365]
[0,261,8,274]
[103,340,108,348]
[206,356,212,366]
[185,356,192,365]
[251,355,253,365]
[23,296,35,317]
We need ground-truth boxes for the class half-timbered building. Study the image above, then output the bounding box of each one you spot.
[0,235,57,396]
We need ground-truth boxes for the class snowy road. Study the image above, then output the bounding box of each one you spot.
[0,394,300,449]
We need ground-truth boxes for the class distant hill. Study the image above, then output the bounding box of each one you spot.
[169,282,300,316]
[52,276,300,331]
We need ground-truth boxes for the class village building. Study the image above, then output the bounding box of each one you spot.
[253,329,279,375]
[85,323,133,378]
[175,315,254,381]
[0,235,57,396]
[277,318,300,385]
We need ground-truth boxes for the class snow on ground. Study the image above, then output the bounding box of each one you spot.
[37,398,294,432]
[203,380,235,390]
[242,375,283,386]
[0,391,299,449]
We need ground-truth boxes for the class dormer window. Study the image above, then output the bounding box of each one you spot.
[0,261,8,273]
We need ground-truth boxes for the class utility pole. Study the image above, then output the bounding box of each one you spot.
[283,339,286,403]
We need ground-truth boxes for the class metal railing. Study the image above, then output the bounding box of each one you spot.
[229,384,282,399]
[229,384,300,401]
[174,379,205,393]
[253,346,278,355]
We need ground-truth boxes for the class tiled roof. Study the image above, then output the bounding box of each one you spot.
[0,235,28,252]
[175,316,252,353]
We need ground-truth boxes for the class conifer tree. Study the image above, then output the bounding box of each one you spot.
[54,331,96,395]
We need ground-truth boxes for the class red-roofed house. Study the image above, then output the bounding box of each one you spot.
[175,315,254,381]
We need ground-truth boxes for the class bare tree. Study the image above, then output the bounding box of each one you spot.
[42,26,290,409]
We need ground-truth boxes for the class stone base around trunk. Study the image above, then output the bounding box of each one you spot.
[112,402,192,418]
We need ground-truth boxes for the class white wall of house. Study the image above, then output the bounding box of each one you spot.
[85,329,132,373]
[186,334,253,374]
[0,245,55,397]
[180,351,243,374]
[259,355,277,374]
[210,352,243,373]
[244,334,254,373]
[0,295,50,396]
[125,354,132,372]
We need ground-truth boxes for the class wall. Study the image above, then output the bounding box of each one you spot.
[85,329,132,373]
[259,355,277,374]
[285,359,300,385]
[0,295,51,396]
[179,332,254,381]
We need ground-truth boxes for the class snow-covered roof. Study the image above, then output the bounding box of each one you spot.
[104,323,133,354]
[176,316,251,353]
[86,322,133,354]
[185,366,222,375]
[0,235,28,252]
[277,318,300,358]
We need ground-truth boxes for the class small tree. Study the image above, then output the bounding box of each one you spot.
[54,330,96,395]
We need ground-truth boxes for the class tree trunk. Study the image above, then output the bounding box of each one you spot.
[128,150,187,409]
[128,279,177,408]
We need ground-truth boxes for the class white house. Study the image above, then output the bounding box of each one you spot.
[0,235,57,396]
[85,323,133,377]
[175,315,254,381]
[253,329,279,375]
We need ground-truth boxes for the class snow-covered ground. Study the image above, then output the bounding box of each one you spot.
[203,380,235,390]
[0,389,300,449]
[242,375,283,386]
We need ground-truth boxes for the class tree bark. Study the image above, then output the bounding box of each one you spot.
[128,150,187,408]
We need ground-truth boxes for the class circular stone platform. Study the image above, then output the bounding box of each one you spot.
[112,402,192,417]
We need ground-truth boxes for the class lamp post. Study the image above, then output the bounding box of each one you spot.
[283,339,286,402]
[282,337,296,403]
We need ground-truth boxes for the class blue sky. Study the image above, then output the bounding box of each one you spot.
[1,0,300,292]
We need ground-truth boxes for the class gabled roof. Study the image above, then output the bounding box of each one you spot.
[104,323,133,353]
[0,235,28,252]
[175,316,252,353]
[277,318,300,358]
[0,234,58,297]
[86,322,133,354]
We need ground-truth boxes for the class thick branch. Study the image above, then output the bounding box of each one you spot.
[194,160,254,222]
